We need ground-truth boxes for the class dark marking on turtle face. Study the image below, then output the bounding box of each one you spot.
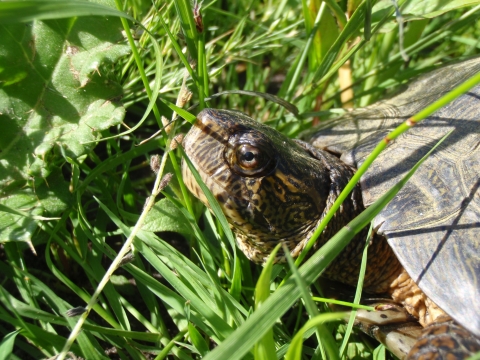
[232,183,241,192]
[288,177,301,189]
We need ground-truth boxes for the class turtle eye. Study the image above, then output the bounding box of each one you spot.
[226,132,276,177]
[236,144,265,169]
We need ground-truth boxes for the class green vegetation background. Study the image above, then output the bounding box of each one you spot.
[1,0,479,359]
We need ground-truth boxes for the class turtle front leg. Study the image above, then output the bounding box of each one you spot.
[352,303,480,359]
[378,268,480,359]
[389,269,448,327]
[353,302,423,358]
[334,235,480,359]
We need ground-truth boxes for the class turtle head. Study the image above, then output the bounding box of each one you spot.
[182,109,337,263]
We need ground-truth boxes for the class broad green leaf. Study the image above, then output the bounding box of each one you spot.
[143,198,192,237]
[0,168,70,243]
[372,0,480,20]
[0,1,129,243]
[402,0,480,18]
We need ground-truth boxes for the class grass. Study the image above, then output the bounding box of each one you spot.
[1,0,480,359]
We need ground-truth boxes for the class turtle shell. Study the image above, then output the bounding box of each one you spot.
[304,57,480,338]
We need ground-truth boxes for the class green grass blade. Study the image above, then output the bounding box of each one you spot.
[179,146,241,298]
[312,297,374,311]
[0,266,106,359]
[285,313,346,360]
[339,223,373,356]
[0,330,20,360]
[311,0,366,84]
[284,247,339,360]
[197,31,209,108]
[173,0,198,61]
[364,0,372,40]
[188,323,209,356]
[3,1,479,358]
[0,0,135,23]
[95,199,235,341]
[138,228,248,324]
[253,244,280,360]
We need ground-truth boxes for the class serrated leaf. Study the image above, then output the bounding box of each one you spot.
[0,0,130,243]
[143,198,192,237]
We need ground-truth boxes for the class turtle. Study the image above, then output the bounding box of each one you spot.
[181,57,480,359]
